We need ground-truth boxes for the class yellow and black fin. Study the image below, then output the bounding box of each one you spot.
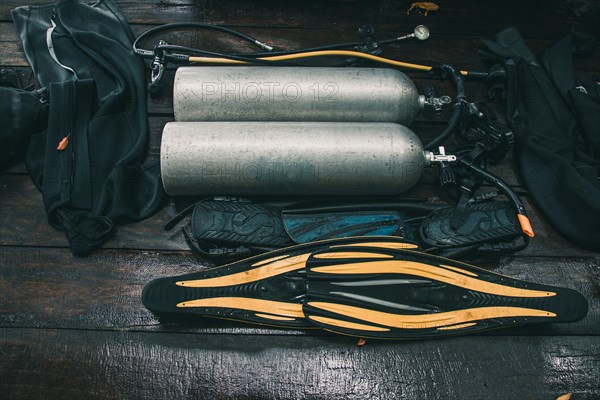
[142,236,588,337]
[302,243,588,339]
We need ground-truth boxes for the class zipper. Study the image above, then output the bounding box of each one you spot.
[46,15,79,79]
[69,80,75,189]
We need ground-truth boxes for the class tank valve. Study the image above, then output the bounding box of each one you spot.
[424,146,457,165]
[420,94,453,113]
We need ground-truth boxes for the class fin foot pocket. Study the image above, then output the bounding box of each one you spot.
[192,200,292,247]
[420,201,524,253]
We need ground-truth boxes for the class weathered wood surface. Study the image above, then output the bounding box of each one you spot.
[1,0,599,399]
[4,21,597,68]
[1,0,598,37]
[2,328,599,400]
[3,22,599,77]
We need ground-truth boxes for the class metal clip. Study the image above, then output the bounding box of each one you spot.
[254,40,274,52]
[150,59,165,86]
[148,40,168,95]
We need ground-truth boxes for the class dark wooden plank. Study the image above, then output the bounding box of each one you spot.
[0,25,493,69]
[1,328,599,399]
[3,20,599,76]
[0,245,598,335]
[2,0,598,38]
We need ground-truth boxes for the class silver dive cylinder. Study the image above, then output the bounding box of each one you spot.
[173,67,423,125]
[160,121,432,196]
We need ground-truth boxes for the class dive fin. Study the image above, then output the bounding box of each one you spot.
[303,243,587,339]
[188,198,434,258]
[185,198,526,260]
[142,237,587,338]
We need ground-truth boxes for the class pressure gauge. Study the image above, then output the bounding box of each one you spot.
[414,25,430,41]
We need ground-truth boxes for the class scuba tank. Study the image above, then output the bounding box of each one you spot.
[160,121,435,196]
[173,66,423,124]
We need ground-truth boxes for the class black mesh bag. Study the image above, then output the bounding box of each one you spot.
[481,28,599,251]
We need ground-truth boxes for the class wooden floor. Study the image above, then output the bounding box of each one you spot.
[1,1,599,399]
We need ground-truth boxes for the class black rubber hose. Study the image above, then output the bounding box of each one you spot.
[424,102,464,151]
[456,158,528,218]
[423,64,467,151]
[133,22,265,60]
[134,22,372,61]
[153,44,298,66]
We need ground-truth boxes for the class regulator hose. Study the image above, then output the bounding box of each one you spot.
[457,158,534,237]
[424,64,533,237]
[423,64,467,151]
[133,22,487,78]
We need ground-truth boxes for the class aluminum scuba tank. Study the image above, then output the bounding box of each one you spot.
[173,67,423,124]
[160,121,433,196]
